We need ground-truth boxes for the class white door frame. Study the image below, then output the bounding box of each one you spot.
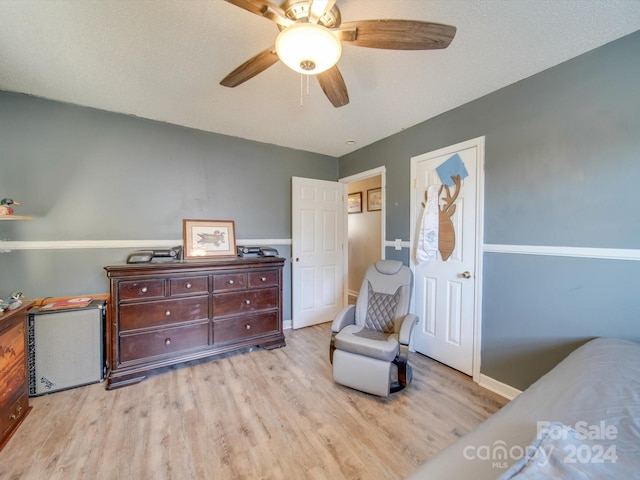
[340,166,387,302]
[409,137,485,382]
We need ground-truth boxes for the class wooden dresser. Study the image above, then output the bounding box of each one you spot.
[0,301,33,452]
[104,257,285,389]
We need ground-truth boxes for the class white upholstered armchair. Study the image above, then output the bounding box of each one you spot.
[330,260,419,397]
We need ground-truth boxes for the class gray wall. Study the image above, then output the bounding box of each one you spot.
[339,30,640,390]
[0,92,338,320]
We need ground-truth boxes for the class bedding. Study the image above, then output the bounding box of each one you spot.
[405,338,640,479]
[497,421,639,479]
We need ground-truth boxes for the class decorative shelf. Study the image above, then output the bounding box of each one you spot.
[0,215,32,220]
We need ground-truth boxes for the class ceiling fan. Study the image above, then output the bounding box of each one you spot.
[220,0,456,107]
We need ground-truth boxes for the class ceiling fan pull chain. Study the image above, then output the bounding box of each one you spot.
[299,73,312,107]
[300,73,304,106]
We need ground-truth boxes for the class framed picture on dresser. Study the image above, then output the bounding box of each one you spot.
[183,219,236,259]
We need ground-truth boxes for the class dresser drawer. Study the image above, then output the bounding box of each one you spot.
[248,270,279,288]
[118,279,165,301]
[119,322,209,363]
[120,296,208,331]
[1,394,28,438]
[213,288,278,318]
[169,276,208,296]
[2,364,26,407]
[213,273,247,292]
[214,312,278,344]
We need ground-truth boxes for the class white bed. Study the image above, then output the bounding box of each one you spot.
[406,338,640,479]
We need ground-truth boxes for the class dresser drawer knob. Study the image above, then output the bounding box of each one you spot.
[245,299,251,305]
[141,287,148,294]
[245,324,251,330]
[165,338,171,345]
[9,405,21,420]
[185,283,192,289]
[228,279,234,285]
[165,310,171,316]
[261,276,267,282]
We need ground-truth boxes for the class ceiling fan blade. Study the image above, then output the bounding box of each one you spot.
[333,27,357,42]
[225,0,292,28]
[220,46,279,87]
[225,0,266,16]
[340,20,456,50]
[316,66,349,108]
[308,0,337,23]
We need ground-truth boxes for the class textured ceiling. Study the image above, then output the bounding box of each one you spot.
[1,0,639,157]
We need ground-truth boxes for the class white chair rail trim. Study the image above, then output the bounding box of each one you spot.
[385,240,640,262]
[0,239,291,252]
[483,244,640,262]
[3,240,638,262]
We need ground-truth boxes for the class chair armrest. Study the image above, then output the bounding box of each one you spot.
[398,313,418,345]
[330,305,356,364]
[331,305,356,333]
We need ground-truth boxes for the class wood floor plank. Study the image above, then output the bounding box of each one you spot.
[0,323,507,479]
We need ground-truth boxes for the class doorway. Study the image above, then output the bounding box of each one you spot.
[340,167,386,305]
[290,169,385,329]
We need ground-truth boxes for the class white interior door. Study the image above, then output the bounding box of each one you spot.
[410,137,484,376]
[292,177,346,329]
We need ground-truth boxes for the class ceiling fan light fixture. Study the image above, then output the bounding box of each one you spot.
[275,22,342,75]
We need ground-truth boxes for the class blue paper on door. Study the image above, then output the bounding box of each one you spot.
[436,153,468,186]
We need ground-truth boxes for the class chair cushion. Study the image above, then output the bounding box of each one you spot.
[364,282,400,333]
[334,324,399,362]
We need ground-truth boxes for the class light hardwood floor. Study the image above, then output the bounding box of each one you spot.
[0,323,507,480]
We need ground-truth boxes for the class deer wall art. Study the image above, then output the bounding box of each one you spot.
[423,175,461,261]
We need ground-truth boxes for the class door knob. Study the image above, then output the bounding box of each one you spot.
[462,271,471,279]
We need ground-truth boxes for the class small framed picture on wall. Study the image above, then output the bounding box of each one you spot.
[367,188,382,211]
[347,192,362,214]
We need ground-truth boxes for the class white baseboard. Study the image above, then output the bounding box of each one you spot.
[478,373,522,400]
[283,319,292,330]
